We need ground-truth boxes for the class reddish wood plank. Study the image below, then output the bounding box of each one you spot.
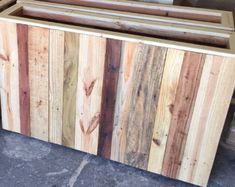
[97,39,122,159]
[17,24,30,136]
[162,52,205,177]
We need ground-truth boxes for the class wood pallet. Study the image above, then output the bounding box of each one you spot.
[0,3,235,187]
[17,0,234,31]
[17,0,235,31]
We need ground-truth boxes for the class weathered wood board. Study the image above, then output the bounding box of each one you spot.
[17,0,234,31]
[0,4,235,187]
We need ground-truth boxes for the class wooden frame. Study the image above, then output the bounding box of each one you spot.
[8,3,232,48]
[0,3,235,187]
[0,0,15,11]
[17,0,234,31]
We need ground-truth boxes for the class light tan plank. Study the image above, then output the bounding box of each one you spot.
[0,22,20,133]
[75,34,106,154]
[28,26,49,141]
[148,49,185,174]
[49,29,64,144]
[178,56,235,187]
[62,32,80,148]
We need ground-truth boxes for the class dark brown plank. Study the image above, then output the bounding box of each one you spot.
[17,24,30,136]
[162,52,205,178]
[98,39,122,158]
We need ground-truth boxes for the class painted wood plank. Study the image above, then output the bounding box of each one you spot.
[28,26,49,141]
[75,34,106,154]
[17,24,30,136]
[62,32,79,148]
[178,56,235,186]
[148,49,185,174]
[161,52,205,178]
[0,22,20,133]
[97,39,122,159]
[111,42,167,169]
[49,29,65,144]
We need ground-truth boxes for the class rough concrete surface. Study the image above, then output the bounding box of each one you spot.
[0,130,235,187]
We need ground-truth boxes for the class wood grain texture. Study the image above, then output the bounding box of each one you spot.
[178,56,235,186]
[98,39,122,159]
[17,24,30,136]
[62,32,79,148]
[148,49,185,174]
[111,42,167,169]
[0,22,20,133]
[111,42,138,163]
[162,52,205,178]
[28,26,49,141]
[75,34,107,154]
[1,21,235,187]
[49,29,64,144]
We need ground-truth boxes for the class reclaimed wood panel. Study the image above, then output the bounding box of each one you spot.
[62,32,79,148]
[161,52,205,177]
[1,20,235,187]
[178,56,235,186]
[111,42,167,169]
[148,49,185,174]
[28,26,49,141]
[0,22,20,133]
[75,34,107,154]
[49,29,65,144]
[97,39,122,159]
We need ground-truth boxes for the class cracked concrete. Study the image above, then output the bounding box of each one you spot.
[0,129,234,187]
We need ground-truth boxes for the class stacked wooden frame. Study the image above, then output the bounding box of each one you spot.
[0,2,235,187]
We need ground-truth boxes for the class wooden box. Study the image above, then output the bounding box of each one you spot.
[0,3,235,187]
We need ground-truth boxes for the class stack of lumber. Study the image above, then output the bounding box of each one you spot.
[0,1,235,186]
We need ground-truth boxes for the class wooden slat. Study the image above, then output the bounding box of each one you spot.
[49,29,64,144]
[62,32,80,148]
[75,34,106,154]
[17,24,30,136]
[148,49,185,174]
[28,26,49,141]
[0,22,20,133]
[111,42,167,169]
[178,56,235,186]
[111,42,138,163]
[97,39,122,159]
[162,52,205,177]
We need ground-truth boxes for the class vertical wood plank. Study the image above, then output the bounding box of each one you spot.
[162,52,205,177]
[111,42,138,163]
[28,26,49,141]
[111,42,167,169]
[97,39,122,159]
[178,56,235,186]
[75,34,106,154]
[62,32,79,148]
[49,29,65,144]
[0,22,20,133]
[148,49,185,174]
[17,24,30,136]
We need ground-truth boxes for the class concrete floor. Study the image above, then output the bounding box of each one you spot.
[0,129,234,187]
